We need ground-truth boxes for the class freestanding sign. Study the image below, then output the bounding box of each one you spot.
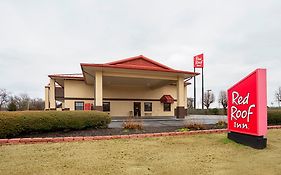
[194,54,204,68]
[227,68,267,149]
[193,53,204,109]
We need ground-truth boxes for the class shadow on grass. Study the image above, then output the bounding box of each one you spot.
[220,137,236,144]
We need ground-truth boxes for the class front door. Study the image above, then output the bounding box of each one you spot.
[134,102,141,117]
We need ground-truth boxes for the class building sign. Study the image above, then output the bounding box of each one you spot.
[227,69,267,136]
[194,54,204,68]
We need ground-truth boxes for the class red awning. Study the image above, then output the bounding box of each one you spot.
[160,95,174,103]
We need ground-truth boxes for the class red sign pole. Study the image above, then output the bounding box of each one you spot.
[202,67,204,109]
[194,54,204,109]
[193,67,196,109]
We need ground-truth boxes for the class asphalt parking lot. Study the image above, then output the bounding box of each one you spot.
[109,115,227,128]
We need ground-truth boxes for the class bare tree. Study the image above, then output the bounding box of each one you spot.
[0,88,9,111]
[218,90,228,111]
[187,98,194,109]
[275,87,281,107]
[203,90,215,109]
[7,96,17,111]
[14,93,31,111]
[29,98,45,110]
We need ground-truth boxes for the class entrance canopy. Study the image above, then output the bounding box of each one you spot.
[80,55,199,86]
[48,55,199,89]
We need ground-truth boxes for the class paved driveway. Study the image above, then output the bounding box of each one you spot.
[109,115,227,128]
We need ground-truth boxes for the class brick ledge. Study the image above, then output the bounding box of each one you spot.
[0,125,280,145]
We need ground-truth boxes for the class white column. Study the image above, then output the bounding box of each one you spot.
[94,71,103,110]
[44,86,50,110]
[184,85,187,108]
[49,78,56,109]
[176,76,185,118]
[177,77,185,107]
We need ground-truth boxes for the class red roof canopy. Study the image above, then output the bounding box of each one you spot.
[160,95,175,104]
[81,55,199,76]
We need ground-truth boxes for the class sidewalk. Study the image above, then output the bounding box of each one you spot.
[110,115,227,128]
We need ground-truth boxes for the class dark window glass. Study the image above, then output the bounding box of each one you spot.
[144,102,152,112]
[163,103,171,111]
[103,102,110,112]
[75,101,84,110]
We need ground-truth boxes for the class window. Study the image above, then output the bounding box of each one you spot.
[103,102,110,112]
[163,103,171,111]
[144,102,152,112]
[75,101,84,110]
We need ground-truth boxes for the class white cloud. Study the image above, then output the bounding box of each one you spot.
[0,0,280,106]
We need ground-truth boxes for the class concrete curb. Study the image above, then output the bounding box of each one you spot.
[0,125,280,145]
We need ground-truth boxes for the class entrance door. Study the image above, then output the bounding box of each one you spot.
[134,102,141,117]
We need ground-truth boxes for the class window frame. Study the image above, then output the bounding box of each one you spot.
[74,101,84,111]
[144,102,152,112]
[163,103,171,112]
[103,102,110,112]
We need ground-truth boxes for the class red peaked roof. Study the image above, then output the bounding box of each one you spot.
[81,55,199,75]
[105,55,173,70]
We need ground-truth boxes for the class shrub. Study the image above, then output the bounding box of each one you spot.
[7,101,17,111]
[122,119,143,130]
[210,108,219,115]
[0,111,111,138]
[267,110,281,125]
[215,120,227,129]
[185,123,206,130]
[184,121,206,130]
[176,128,190,132]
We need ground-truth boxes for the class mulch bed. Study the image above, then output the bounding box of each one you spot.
[19,124,219,138]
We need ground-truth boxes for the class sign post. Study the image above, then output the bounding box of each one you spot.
[194,54,204,109]
[227,69,267,149]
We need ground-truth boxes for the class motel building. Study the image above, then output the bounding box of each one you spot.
[44,55,199,118]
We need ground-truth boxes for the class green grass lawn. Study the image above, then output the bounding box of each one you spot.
[1,130,281,175]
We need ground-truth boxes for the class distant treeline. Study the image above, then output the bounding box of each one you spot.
[0,88,44,111]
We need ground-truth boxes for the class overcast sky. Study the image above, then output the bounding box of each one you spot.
[0,0,280,107]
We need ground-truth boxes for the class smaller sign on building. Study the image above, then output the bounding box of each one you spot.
[193,54,204,68]
[227,69,267,149]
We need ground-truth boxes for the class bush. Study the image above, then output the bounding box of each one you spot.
[0,111,111,138]
[122,119,143,130]
[7,101,17,111]
[176,128,190,132]
[184,121,206,130]
[268,110,281,125]
[215,120,227,129]
[210,108,219,115]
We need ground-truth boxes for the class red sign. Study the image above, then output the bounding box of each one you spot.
[194,54,204,68]
[227,69,267,136]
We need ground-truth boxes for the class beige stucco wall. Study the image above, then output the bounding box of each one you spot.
[106,101,177,117]
[64,80,94,98]
[56,78,188,116]
[103,85,177,99]
[65,100,94,111]
[102,85,178,116]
